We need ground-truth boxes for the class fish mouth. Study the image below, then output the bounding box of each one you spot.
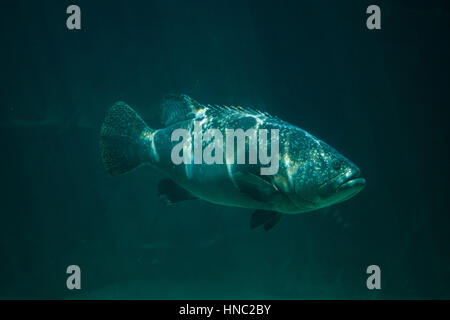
[338,177,366,190]
[335,172,366,201]
[296,168,366,210]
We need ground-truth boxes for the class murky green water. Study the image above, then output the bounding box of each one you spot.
[1,0,449,299]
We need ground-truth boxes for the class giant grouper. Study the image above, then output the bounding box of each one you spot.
[100,94,366,230]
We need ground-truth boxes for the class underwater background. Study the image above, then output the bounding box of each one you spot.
[0,0,449,299]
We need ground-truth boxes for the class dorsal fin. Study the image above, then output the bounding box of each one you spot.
[205,103,281,121]
[161,94,281,126]
[160,94,206,126]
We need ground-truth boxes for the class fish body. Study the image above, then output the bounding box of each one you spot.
[100,94,365,229]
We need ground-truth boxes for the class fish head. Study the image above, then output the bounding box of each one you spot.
[291,140,366,211]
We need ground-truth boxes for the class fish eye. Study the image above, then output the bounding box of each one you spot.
[332,160,341,170]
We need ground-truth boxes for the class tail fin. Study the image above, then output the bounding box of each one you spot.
[100,101,153,176]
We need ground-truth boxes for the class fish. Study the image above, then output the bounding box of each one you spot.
[100,94,366,231]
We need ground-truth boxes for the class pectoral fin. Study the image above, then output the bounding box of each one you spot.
[234,172,278,202]
[158,179,197,205]
[251,210,282,231]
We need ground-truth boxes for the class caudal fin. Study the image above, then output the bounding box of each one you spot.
[100,101,153,176]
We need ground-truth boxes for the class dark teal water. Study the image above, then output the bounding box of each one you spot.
[1,0,449,299]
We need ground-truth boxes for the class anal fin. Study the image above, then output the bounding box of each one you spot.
[250,210,282,231]
[158,179,197,205]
